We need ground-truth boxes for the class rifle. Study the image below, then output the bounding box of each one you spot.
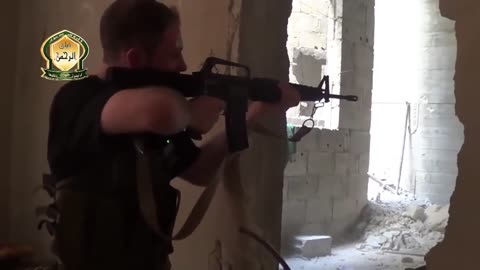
[105,57,358,152]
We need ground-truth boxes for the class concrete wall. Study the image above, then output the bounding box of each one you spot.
[6,1,289,270]
[0,1,19,243]
[285,0,330,127]
[285,0,343,129]
[426,1,480,269]
[282,0,374,245]
[369,0,461,204]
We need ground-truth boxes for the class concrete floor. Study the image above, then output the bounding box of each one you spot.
[284,242,425,270]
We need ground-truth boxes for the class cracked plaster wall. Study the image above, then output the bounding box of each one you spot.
[282,0,374,248]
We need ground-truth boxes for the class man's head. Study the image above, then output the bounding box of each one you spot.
[100,0,187,72]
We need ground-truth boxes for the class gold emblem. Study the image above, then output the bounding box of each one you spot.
[40,29,89,80]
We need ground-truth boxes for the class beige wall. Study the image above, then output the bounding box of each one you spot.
[170,0,292,269]
[7,1,289,269]
[426,1,480,269]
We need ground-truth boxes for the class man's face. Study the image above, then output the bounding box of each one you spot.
[150,22,187,72]
[126,21,187,73]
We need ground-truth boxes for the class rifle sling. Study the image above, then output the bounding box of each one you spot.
[134,136,291,270]
[135,138,221,241]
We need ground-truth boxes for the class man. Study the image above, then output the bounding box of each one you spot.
[46,0,300,270]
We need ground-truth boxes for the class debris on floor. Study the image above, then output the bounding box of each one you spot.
[284,182,447,270]
[295,235,332,258]
[353,199,449,256]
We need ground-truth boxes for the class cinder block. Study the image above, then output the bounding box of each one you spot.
[295,127,320,151]
[338,101,371,131]
[353,43,374,70]
[317,176,335,198]
[334,153,351,176]
[318,129,339,152]
[307,151,334,175]
[412,149,459,174]
[287,176,319,200]
[282,200,307,226]
[348,174,369,202]
[300,223,329,235]
[332,198,359,223]
[295,235,332,258]
[349,131,370,154]
[298,0,330,15]
[331,175,349,200]
[285,151,308,176]
[353,68,373,93]
[358,153,369,174]
[306,197,332,223]
[290,14,320,33]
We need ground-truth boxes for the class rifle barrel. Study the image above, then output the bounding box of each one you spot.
[291,83,358,102]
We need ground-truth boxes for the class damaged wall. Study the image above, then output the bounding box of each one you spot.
[370,0,461,204]
[425,1,480,269]
[282,0,374,247]
[285,0,330,127]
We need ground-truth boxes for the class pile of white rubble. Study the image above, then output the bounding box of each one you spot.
[354,199,449,256]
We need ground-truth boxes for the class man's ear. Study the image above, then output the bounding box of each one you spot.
[125,48,147,68]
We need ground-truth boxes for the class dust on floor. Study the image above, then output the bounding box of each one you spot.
[283,178,449,270]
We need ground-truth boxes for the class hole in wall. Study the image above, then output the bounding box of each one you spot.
[281,0,460,269]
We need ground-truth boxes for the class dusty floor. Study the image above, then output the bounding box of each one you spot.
[285,242,425,270]
[282,177,448,270]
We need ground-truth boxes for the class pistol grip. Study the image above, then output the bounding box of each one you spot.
[224,86,249,152]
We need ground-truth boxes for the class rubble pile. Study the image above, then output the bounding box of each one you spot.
[353,201,449,255]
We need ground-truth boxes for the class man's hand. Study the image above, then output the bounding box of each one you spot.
[247,81,300,118]
[188,96,225,134]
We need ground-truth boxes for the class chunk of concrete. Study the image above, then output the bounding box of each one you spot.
[403,205,427,222]
[295,235,332,258]
[424,204,450,232]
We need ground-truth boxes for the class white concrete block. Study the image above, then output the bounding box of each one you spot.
[412,148,459,174]
[285,151,308,176]
[295,235,332,258]
[307,151,334,175]
[298,0,330,15]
